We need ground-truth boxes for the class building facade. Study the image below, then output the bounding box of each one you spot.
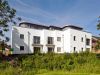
[11,22,92,54]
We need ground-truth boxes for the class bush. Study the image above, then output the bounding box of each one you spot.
[0,53,100,74]
[77,57,87,64]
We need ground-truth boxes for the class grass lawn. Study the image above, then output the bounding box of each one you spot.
[36,71,100,75]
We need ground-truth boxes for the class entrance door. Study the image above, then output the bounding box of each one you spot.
[48,47,54,53]
[34,47,40,54]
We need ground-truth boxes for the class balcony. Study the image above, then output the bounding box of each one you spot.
[32,43,43,47]
[46,44,55,47]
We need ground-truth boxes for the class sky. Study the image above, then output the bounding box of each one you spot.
[6,0,100,43]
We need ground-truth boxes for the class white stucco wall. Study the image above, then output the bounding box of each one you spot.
[70,29,92,52]
[63,29,71,53]
[12,25,92,54]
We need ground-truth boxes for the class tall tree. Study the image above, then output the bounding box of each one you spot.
[97,16,100,30]
[0,0,21,42]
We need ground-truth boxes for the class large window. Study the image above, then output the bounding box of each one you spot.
[48,37,54,44]
[20,46,24,51]
[57,37,61,41]
[33,36,40,44]
[86,39,90,45]
[20,34,24,39]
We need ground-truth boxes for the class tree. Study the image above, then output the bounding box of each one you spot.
[97,16,100,30]
[95,40,100,50]
[0,0,21,42]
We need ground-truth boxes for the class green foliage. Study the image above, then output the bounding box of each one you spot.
[95,40,100,50]
[0,52,100,75]
[0,0,21,42]
[77,56,86,64]
[97,23,100,30]
[10,48,14,51]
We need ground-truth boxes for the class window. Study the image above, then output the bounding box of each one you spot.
[81,47,83,51]
[48,37,54,44]
[73,36,76,41]
[48,47,54,53]
[33,36,40,44]
[86,39,90,45]
[57,47,61,52]
[20,34,24,39]
[81,37,83,42]
[20,46,24,51]
[57,37,61,41]
[73,47,76,52]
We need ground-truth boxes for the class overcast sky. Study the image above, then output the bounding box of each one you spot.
[7,0,100,43]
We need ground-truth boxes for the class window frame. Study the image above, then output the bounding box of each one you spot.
[57,37,61,41]
[86,38,90,45]
[73,36,76,41]
[74,47,76,52]
[48,37,54,44]
[33,36,40,44]
[57,47,61,52]
[81,47,83,51]
[81,37,83,42]
[20,46,24,51]
[20,34,24,39]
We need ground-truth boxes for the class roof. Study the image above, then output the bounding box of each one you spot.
[63,25,83,30]
[19,22,83,31]
[19,22,49,29]
[92,36,100,39]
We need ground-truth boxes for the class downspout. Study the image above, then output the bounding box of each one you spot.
[28,31,30,54]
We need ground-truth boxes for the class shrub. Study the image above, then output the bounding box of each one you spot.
[0,52,100,74]
[77,57,87,64]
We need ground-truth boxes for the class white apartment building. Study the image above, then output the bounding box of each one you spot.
[11,22,92,54]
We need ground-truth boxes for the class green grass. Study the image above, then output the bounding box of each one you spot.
[0,52,100,75]
[36,70,100,75]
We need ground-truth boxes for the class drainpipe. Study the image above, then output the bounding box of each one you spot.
[28,31,30,54]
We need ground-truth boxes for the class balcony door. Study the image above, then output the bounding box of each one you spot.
[34,47,40,53]
[48,47,54,53]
